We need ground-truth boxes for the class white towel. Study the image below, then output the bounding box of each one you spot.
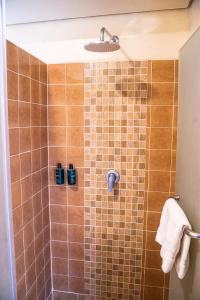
[155,198,191,279]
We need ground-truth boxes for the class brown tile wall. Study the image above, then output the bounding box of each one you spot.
[8,55,177,299]
[47,60,177,300]
[48,64,85,297]
[141,60,178,300]
[7,41,51,300]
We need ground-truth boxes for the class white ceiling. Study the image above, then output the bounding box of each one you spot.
[6,0,191,25]
[6,9,190,63]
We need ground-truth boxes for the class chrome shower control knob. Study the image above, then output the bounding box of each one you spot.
[106,170,120,192]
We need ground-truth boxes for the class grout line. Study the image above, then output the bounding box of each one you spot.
[142,60,152,300]
[65,63,70,292]
[7,67,46,85]
[46,64,53,296]
[47,81,177,86]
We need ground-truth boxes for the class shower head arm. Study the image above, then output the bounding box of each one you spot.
[84,27,120,52]
[100,27,119,43]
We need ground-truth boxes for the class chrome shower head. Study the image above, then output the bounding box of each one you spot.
[84,27,120,53]
[84,40,120,52]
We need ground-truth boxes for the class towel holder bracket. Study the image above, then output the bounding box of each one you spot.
[184,226,200,240]
[171,195,200,239]
[171,195,180,201]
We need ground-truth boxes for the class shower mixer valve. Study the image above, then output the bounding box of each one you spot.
[106,170,120,192]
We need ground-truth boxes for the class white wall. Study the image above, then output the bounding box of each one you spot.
[0,0,17,298]
[6,0,190,25]
[188,0,200,35]
[6,9,189,63]
[169,25,200,300]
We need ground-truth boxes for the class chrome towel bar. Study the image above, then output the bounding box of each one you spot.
[171,195,200,240]
[184,226,200,239]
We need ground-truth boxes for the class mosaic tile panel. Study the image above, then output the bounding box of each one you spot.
[84,61,148,300]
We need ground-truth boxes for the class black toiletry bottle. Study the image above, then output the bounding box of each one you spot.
[67,164,76,185]
[55,163,65,185]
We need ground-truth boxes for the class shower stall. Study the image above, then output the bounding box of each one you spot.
[1,0,200,299]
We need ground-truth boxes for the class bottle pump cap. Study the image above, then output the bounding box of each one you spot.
[69,164,73,169]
